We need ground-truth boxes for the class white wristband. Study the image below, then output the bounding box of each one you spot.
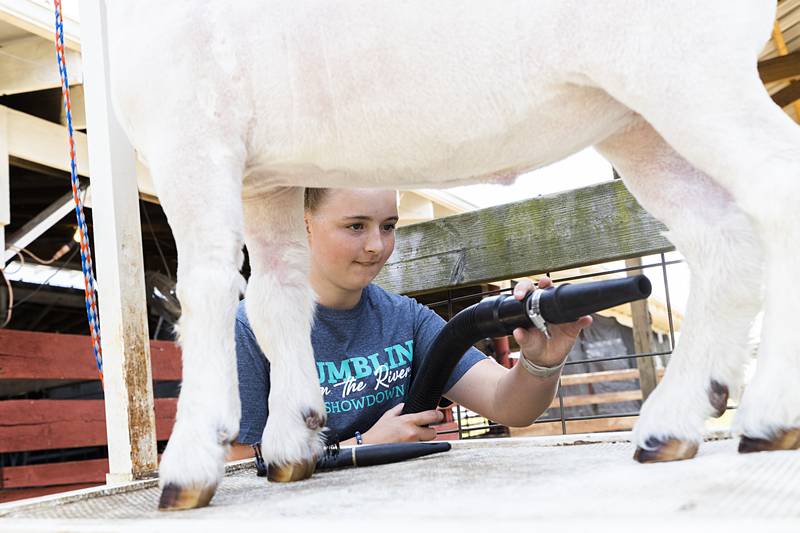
[519,353,566,379]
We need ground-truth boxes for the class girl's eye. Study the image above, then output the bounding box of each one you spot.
[382,224,396,231]
[348,223,364,231]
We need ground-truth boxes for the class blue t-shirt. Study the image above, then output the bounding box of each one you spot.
[236,283,487,444]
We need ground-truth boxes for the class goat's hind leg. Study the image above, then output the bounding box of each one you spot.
[243,187,326,481]
[596,118,763,462]
[150,153,246,510]
[598,67,800,453]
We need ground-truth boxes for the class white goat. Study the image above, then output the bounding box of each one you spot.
[105,0,799,510]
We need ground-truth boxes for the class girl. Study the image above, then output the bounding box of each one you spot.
[230,188,591,458]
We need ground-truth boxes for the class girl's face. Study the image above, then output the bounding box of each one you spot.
[306,189,399,293]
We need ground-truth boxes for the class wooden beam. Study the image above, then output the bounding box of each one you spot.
[60,84,86,130]
[397,192,435,226]
[0,398,176,453]
[0,35,82,96]
[510,415,637,437]
[3,190,75,264]
[759,50,800,84]
[0,106,8,254]
[5,284,85,308]
[2,105,158,198]
[0,329,181,381]
[0,483,102,504]
[0,0,81,51]
[547,389,643,410]
[772,80,800,109]
[2,458,109,489]
[80,0,157,483]
[771,20,800,121]
[558,367,664,387]
[0,379,86,398]
[5,104,90,177]
[375,180,673,295]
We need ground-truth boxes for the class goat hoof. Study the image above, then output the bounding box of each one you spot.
[267,457,317,482]
[708,380,729,418]
[158,483,216,511]
[739,428,800,453]
[634,437,699,463]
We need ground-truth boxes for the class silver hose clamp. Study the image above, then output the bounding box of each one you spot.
[526,289,551,339]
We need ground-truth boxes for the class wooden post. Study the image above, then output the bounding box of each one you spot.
[79,0,158,484]
[625,257,658,401]
[0,107,9,254]
[772,20,800,123]
[4,192,75,264]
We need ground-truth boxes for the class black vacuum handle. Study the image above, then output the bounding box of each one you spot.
[472,274,652,338]
[402,275,652,415]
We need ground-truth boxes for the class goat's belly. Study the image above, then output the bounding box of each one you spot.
[111,0,638,192]
[246,84,632,192]
[242,4,634,191]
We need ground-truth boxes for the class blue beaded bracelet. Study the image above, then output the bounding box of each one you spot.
[355,431,363,445]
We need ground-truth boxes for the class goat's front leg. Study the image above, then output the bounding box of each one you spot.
[151,155,246,510]
[243,187,326,481]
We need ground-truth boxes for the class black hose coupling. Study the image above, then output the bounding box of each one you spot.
[402,274,652,415]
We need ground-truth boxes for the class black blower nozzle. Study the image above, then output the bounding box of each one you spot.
[402,274,652,415]
[536,274,652,325]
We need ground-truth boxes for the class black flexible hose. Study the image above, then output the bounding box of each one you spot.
[402,275,652,414]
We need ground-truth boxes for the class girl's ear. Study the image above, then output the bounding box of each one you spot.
[304,212,312,241]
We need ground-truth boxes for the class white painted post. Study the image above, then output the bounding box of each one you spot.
[79,0,158,484]
[0,108,9,254]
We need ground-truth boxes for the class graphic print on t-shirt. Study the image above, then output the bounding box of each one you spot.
[317,339,413,415]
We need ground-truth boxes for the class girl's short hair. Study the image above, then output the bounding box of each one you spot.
[304,188,328,213]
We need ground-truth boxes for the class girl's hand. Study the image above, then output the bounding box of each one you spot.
[362,403,444,444]
[511,277,593,369]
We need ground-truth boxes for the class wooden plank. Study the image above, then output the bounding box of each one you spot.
[0,0,81,52]
[61,84,87,130]
[0,329,181,381]
[0,35,83,96]
[0,484,102,504]
[2,458,109,489]
[375,181,672,295]
[0,398,176,453]
[771,21,800,120]
[510,416,637,438]
[3,191,75,264]
[560,368,640,386]
[559,367,664,387]
[772,80,800,108]
[5,105,90,178]
[547,390,643,410]
[80,0,158,482]
[3,285,86,309]
[759,50,800,84]
[0,106,8,254]
[3,105,158,198]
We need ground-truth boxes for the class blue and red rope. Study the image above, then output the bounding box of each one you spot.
[54,0,103,384]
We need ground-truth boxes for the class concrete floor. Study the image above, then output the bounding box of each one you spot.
[1,432,798,532]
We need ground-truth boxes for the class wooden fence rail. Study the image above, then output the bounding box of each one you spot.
[0,329,181,381]
[376,180,673,294]
[0,329,181,501]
